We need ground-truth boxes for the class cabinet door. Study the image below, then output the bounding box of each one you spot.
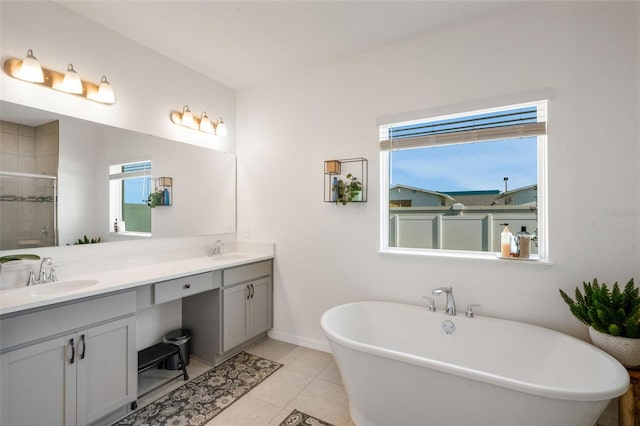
[249,277,272,338]
[1,334,76,426]
[76,316,136,425]
[222,284,250,352]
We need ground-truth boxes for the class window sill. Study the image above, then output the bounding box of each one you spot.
[109,231,151,238]
[378,247,553,267]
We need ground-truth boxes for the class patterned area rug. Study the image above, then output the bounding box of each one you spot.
[279,410,334,426]
[117,352,282,426]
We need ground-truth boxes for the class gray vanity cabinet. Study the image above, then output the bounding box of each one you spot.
[182,260,273,365]
[223,276,270,348]
[1,334,74,426]
[0,292,137,426]
[221,261,272,354]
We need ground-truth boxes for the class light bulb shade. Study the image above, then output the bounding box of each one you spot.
[96,75,115,104]
[215,117,227,136]
[199,112,215,134]
[62,64,83,94]
[18,49,44,83]
[181,105,196,128]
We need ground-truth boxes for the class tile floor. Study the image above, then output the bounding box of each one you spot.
[137,337,619,426]
[136,338,354,426]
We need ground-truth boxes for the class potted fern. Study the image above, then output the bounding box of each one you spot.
[559,278,640,367]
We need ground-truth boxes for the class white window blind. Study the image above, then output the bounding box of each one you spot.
[109,160,152,180]
[380,101,547,151]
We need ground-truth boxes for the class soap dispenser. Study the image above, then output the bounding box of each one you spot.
[500,223,512,257]
[516,226,531,258]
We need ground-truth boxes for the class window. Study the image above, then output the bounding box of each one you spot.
[109,160,152,234]
[380,101,547,259]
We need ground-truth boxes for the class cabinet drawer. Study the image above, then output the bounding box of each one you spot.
[154,272,218,304]
[1,291,136,353]
[223,260,272,286]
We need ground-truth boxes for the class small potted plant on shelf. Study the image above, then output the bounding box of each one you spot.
[559,278,640,367]
[333,173,363,205]
[145,189,164,208]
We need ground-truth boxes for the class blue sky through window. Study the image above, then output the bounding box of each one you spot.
[123,177,151,204]
[390,137,537,193]
[121,161,151,205]
[388,106,538,193]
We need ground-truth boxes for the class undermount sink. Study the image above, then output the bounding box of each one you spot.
[211,253,250,261]
[46,279,99,292]
[4,279,99,298]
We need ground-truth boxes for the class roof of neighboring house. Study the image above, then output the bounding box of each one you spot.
[442,190,500,196]
[390,184,456,201]
[493,184,537,200]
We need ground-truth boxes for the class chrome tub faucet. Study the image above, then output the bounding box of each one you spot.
[432,286,456,316]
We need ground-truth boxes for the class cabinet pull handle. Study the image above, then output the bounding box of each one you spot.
[250,283,254,299]
[246,285,250,300]
[183,283,191,289]
[69,338,75,364]
[79,334,86,360]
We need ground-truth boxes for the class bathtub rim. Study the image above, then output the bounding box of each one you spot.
[321,300,630,403]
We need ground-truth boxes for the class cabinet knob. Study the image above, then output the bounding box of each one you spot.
[183,284,191,289]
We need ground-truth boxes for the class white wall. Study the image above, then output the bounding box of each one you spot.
[0,1,235,153]
[237,2,640,349]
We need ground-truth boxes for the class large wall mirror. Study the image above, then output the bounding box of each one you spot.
[0,101,236,250]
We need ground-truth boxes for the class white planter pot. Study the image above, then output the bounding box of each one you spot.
[588,326,640,368]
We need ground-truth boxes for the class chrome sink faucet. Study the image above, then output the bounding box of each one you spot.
[209,240,225,257]
[28,257,56,285]
[432,286,456,316]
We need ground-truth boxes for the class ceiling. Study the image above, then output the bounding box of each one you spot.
[58,1,509,90]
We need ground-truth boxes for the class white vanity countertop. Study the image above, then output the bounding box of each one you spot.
[0,252,273,316]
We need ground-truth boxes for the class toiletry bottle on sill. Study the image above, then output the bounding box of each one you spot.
[516,226,531,258]
[500,224,512,257]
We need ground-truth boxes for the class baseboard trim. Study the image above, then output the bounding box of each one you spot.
[267,329,331,353]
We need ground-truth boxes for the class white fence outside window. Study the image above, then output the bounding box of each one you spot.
[389,207,537,253]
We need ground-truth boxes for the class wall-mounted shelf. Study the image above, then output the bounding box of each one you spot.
[154,177,173,207]
[324,158,368,204]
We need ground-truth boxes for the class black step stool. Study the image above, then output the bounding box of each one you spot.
[138,342,189,380]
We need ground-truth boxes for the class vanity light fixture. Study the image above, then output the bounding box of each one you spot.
[17,49,44,83]
[199,112,215,134]
[170,107,226,136]
[2,49,116,104]
[96,76,116,104]
[214,117,227,137]
[61,64,83,94]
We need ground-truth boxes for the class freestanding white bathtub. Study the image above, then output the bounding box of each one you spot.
[321,301,629,426]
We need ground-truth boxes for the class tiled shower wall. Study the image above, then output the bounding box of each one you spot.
[0,120,59,249]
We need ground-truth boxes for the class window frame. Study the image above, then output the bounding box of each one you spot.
[379,101,548,262]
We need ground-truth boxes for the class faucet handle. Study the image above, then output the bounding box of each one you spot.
[49,266,57,282]
[465,304,481,318]
[423,296,437,312]
[27,269,36,286]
